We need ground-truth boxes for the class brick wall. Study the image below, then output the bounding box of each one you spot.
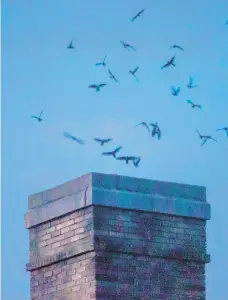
[28,206,96,300]
[93,206,208,300]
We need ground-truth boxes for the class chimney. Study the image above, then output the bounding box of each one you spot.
[25,172,211,300]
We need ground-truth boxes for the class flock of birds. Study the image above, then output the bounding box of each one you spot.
[31,8,228,168]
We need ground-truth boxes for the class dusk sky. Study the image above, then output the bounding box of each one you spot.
[2,0,228,299]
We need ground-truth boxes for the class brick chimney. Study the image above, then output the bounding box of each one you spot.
[25,172,211,300]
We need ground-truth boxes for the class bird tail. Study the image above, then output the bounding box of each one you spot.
[172,63,176,67]
[96,87,100,92]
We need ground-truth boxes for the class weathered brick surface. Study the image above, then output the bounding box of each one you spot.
[93,206,208,300]
[28,207,94,269]
[30,252,96,300]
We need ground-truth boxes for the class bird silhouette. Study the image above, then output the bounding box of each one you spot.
[116,156,136,164]
[95,54,107,67]
[120,41,136,51]
[216,127,228,137]
[171,86,181,96]
[161,56,176,69]
[186,100,202,109]
[108,69,119,83]
[88,83,107,92]
[102,146,122,158]
[31,110,43,122]
[129,66,139,81]
[67,40,75,49]
[169,44,184,51]
[187,77,198,89]
[134,122,150,132]
[63,132,85,145]
[131,9,146,22]
[196,129,217,146]
[94,138,113,146]
[150,123,161,140]
[133,156,141,167]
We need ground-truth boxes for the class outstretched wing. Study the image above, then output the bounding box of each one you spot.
[176,87,180,94]
[88,84,97,89]
[31,116,38,119]
[196,105,202,109]
[39,110,43,118]
[102,151,112,156]
[170,55,175,64]
[114,146,122,153]
[201,138,207,146]
[99,83,107,88]
[95,62,102,66]
[133,66,139,73]
[116,156,127,161]
[189,77,193,86]
[108,69,113,76]
[64,132,74,140]
[103,54,107,62]
[171,86,177,93]
[187,100,194,105]
[68,40,73,48]
[94,138,102,143]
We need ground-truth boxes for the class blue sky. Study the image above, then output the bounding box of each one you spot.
[2,0,228,299]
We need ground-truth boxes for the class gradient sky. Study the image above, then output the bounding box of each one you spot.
[2,0,228,299]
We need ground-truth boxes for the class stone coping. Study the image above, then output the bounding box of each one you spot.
[28,173,207,210]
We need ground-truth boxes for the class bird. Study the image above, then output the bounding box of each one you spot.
[131,8,146,22]
[134,122,150,132]
[94,138,113,146]
[171,86,181,96]
[116,156,136,164]
[129,66,139,81]
[216,127,228,137]
[108,69,119,83]
[102,146,122,158]
[196,129,217,146]
[67,40,75,49]
[187,77,199,89]
[63,132,85,145]
[150,123,161,140]
[120,41,136,51]
[95,54,107,67]
[133,156,141,167]
[169,44,184,51]
[161,56,176,69]
[186,100,202,109]
[88,83,107,92]
[31,110,43,122]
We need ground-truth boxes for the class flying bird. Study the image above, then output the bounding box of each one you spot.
[161,56,176,69]
[169,44,184,51]
[108,69,119,83]
[133,156,141,167]
[187,77,198,89]
[129,66,139,81]
[95,54,107,67]
[102,146,122,158]
[216,127,228,137]
[116,156,136,164]
[67,40,75,49]
[120,41,136,51]
[196,129,217,146]
[63,132,85,145]
[88,83,107,92]
[186,100,202,109]
[134,122,150,132]
[131,8,146,22]
[31,110,43,122]
[150,123,161,140]
[94,138,113,146]
[171,86,181,96]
